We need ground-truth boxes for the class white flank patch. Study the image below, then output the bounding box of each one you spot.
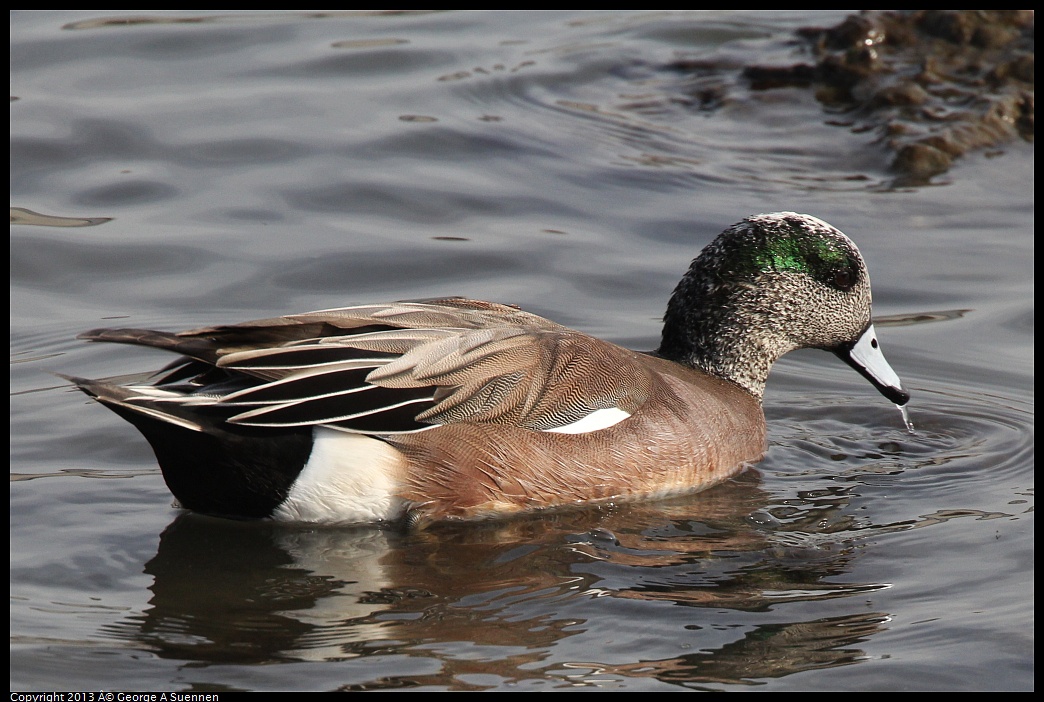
[544,407,631,434]
[271,428,408,524]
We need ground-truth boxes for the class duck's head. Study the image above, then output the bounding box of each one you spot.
[659,212,908,406]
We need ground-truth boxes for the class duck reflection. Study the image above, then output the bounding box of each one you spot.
[102,471,892,687]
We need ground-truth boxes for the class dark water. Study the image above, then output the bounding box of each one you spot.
[11,10,1033,691]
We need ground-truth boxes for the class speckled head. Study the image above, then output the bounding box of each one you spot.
[659,212,907,405]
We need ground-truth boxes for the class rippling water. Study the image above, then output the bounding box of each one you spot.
[11,10,1033,691]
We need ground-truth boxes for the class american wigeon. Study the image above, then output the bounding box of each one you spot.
[66,212,908,527]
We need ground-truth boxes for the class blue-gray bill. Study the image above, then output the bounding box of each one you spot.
[835,323,910,406]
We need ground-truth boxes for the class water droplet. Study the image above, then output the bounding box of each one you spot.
[897,403,915,434]
[747,510,781,529]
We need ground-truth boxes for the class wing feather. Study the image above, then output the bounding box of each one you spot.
[78,298,652,435]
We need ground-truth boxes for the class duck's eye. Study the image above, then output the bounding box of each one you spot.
[832,269,854,290]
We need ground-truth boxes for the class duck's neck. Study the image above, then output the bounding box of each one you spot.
[657,268,788,403]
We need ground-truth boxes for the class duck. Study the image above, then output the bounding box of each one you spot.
[64,212,909,527]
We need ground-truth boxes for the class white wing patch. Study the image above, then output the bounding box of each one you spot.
[543,407,631,434]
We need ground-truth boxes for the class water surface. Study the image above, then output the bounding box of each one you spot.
[11,10,1033,691]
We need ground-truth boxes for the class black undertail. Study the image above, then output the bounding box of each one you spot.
[69,373,314,519]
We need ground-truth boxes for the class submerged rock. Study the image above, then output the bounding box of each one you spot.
[801,10,1033,183]
[674,10,1034,185]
